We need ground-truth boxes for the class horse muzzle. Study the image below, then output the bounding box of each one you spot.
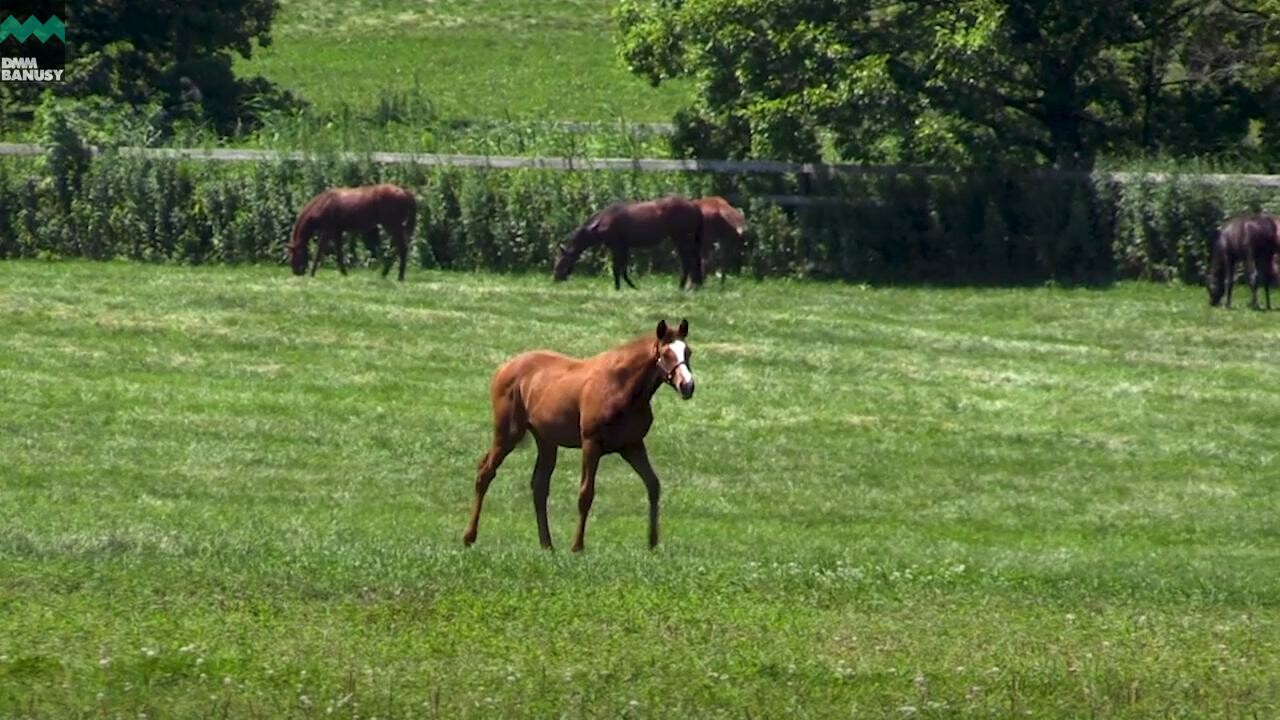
[678,379,695,400]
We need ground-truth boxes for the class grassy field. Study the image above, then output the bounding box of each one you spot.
[2,261,1279,717]
[238,0,691,122]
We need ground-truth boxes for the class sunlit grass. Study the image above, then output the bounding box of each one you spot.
[238,0,691,122]
[1,261,1278,717]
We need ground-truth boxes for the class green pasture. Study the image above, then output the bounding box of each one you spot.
[2,262,1279,717]
[238,0,691,122]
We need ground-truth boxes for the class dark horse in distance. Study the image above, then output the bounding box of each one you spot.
[1207,213,1280,309]
[463,319,696,552]
[286,184,417,280]
[552,196,705,290]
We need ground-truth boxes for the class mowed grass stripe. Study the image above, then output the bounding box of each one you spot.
[1,262,1278,717]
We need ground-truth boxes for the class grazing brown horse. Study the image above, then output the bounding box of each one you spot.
[286,184,417,281]
[552,196,705,290]
[1207,213,1280,309]
[695,196,747,284]
[463,319,697,551]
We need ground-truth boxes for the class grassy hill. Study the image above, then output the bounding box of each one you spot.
[238,0,692,122]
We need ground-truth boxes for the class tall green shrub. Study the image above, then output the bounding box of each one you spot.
[2,150,1277,284]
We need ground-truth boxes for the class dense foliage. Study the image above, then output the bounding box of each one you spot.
[3,118,1275,286]
[617,0,1280,167]
[1,0,297,134]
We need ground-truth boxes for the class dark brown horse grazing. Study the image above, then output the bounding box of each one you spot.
[695,196,747,284]
[286,184,417,281]
[1207,214,1280,309]
[463,319,696,552]
[552,196,705,290]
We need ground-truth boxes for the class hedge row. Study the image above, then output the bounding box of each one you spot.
[2,128,1278,284]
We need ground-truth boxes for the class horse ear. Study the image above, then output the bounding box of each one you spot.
[656,319,669,340]
[678,318,689,338]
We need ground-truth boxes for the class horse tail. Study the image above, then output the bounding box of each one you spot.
[488,364,529,448]
[505,383,529,446]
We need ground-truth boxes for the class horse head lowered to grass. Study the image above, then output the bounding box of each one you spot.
[463,319,696,552]
[553,196,705,290]
[286,184,417,281]
[694,196,747,285]
[1207,213,1280,309]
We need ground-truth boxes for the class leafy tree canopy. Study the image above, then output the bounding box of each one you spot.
[617,0,1280,167]
[3,0,297,135]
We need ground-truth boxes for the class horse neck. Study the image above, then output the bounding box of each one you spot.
[566,227,600,255]
[610,340,663,406]
[289,213,314,249]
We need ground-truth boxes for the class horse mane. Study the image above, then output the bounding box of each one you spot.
[553,208,613,278]
[593,335,665,415]
[566,205,615,253]
[288,192,333,250]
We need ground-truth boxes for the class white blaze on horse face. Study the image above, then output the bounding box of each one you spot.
[667,340,694,388]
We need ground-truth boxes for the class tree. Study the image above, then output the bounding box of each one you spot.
[616,0,1280,167]
[2,0,296,134]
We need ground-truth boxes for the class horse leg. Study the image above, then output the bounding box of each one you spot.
[362,227,384,274]
[463,410,527,547]
[619,442,662,549]
[380,230,395,278]
[330,231,349,276]
[701,240,718,287]
[1248,258,1260,310]
[692,234,706,288]
[1259,254,1269,308]
[678,238,702,290]
[688,223,706,288]
[1208,252,1226,306]
[1226,260,1235,308]
[395,228,408,282]
[569,439,603,552]
[530,435,558,550]
[613,246,636,290]
[309,238,326,277]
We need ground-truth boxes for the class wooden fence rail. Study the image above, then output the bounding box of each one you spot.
[5,142,1280,192]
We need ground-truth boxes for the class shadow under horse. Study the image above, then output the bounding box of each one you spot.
[1207,213,1280,309]
[553,196,705,290]
[463,319,696,552]
[286,184,417,281]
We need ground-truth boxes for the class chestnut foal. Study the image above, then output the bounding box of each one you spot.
[463,319,696,551]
